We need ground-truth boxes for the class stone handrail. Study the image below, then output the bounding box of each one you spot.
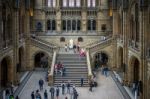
[31,35,58,48]
[30,38,57,53]
[48,51,57,86]
[88,38,112,53]
[86,50,93,81]
[82,35,112,48]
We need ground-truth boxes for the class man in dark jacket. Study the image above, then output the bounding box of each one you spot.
[50,86,55,99]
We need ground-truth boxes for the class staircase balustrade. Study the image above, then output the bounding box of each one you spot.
[86,50,93,81]
[48,51,57,86]
[87,38,112,53]
[30,38,58,53]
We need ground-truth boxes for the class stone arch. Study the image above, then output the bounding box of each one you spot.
[117,47,123,70]
[129,56,140,83]
[33,51,49,68]
[93,51,110,69]
[18,46,25,72]
[0,56,13,87]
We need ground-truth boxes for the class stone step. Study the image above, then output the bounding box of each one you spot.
[56,60,86,63]
[58,54,80,57]
[54,83,89,87]
[55,73,88,77]
[64,69,88,72]
[54,76,88,79]
[57,57,86,60]
[64,66,87,68]
[63,63,87,66]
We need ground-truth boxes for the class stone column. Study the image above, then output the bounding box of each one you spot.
[12,9,19,85]
[81,0,87,33]
[122,10,128,85]
[56,0,61,33]
[111,10,118,69]
[139,8,148,99]
[25,11,32,70]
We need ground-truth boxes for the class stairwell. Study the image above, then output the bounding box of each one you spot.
[54,53,89,87]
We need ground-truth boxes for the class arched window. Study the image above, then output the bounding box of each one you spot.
[76,0,81,7]
[52,20,56,30]
[87,20,91,30]
[63,0,67,7]
[135,4,139,42]
[60,37,65,42]
[67,20,71,30]
[36,22,42,31]
[62,20,66,30]
[78,37,83,42]
[77,20,81,30]
[48,0,56,7]
[87,0,96,7]
[47,20,51,30]
[69,0,75,7]
[72,20,76,30]
[92,20,96,30]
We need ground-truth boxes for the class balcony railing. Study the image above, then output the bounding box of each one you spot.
[128,40,140,51]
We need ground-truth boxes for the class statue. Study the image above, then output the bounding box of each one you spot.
[69,39,73,49]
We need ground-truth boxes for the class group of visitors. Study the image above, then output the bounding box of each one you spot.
[64,42,80,53]
[101,65,109,77]
[132,80,142,97]
[31,80,78,99]
[89,76,97,92]
[4,82,19,99]
[54,62,66,76]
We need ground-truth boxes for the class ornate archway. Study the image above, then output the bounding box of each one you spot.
[34,52,48,68]
[18,47,25,72]
[129,56,140,83]
[94,52,108,69]
[0,56,13,87]
[117,47,123,71]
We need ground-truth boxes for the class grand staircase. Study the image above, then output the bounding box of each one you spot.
[54,53,89,87]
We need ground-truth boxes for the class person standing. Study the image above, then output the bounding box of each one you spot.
[66,81,71,94]
[73,89,78,99]
[56,86,60,99]
[50,86,55,99]
[65,44,68,52]
[80,77,84,87]
[15,96,19,99]
[61,82,65,95]
[44,90,48,99]
[31,91,35,99]
[39,79,44,91]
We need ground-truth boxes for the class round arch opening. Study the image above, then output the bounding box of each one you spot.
[118,47,123,71]
[1,57,12,87]
[130,57,140,83]
[94,52,108,69]
[34,52,48,68]
[18,47,24,72]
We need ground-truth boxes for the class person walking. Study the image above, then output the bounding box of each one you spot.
[35,90,41,99]
[80,77,84,87]
[89,81,93,92]
[56,86,60,99]
[44,90,48,99]
[39,79,44,91]
[9,94,14,99]
[61,82,65,95]
[15,96,19,99]
[66,81,71,94]
[73,89,78,99]
[50,86,55,99]
[31,91,35,99]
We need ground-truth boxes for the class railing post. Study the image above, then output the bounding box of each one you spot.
[86,49,93,82]
[48,51,57,86]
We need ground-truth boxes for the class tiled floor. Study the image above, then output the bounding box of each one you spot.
[19,71,124,99]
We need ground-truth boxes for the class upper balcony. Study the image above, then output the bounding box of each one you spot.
[128,40,140,52]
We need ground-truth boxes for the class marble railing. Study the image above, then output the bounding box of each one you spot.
[87,38,112,53]
[86,50,93,81]
[30,38,57,53]
[48,51,57,86]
